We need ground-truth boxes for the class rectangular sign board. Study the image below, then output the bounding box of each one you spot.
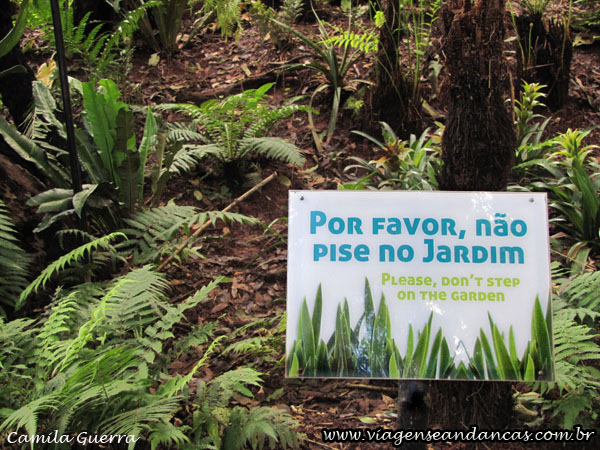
[286,191,553,381]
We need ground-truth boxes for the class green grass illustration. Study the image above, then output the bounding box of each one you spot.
[287,279,553,380]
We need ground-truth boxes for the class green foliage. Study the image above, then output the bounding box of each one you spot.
[0,201,30,315]
[532,129,600,249]
[191,0,244,40]
[118,203,258,265]
[157,83,307,171]
[342,123,442,190]
[223,315,286,365]
[80,79,153,214]
[0,250,299,447]
[17,232,125,310]
[115,0,187,52]
[187,368,299,449]
[5,80,176,233]
[0,0,30,59]
[250,0,303,48]
[1,263,216,444]
[517,268,600,429]
[32,1,158,80]
[276,10,368,143]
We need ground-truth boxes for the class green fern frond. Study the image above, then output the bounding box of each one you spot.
[0,200,30,314]
[17,232,125,310]
[240,137,305,166]
[119,205,198,265]
[148,420,190,450]
[0,394,59,438]
[165,122,205,143]
[208,368,263,406]
[230,406,300,450]
[557,270,600,313]
[169,145,221,175]
[101,395,183,437]
[243,104,310,139]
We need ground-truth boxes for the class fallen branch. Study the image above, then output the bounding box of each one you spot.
[157,172,278,272]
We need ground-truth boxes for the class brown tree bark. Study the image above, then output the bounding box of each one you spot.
[433,0,516,431]
[438,0,516,191]
[364,0,415,135]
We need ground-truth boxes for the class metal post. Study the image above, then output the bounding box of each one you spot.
[49,0,83,196]
[50,0,87,233]
[397,381,429,450]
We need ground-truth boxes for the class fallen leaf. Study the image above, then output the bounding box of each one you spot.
[211,302,229,314]
[148,53,160,66]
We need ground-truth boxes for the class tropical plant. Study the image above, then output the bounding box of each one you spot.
[32,0,158,80]
[516,267,600,429]
[341,123,442,190]
[186,368,299,449]
[113,0,188,52]
[0,239,299,448]
[187,0,244,41]
[0,200,30,315]
[510,82,557,182]
[15,78,158,232]
[531,129,600,253]
[156,83,307,174]
[117,203,258,265]
[275,10,370,144]
[249,0,303,48]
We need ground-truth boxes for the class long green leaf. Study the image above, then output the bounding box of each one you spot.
[0,0,29,58]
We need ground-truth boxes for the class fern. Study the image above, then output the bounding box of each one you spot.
[0,263,231,443]
[17,232,125,310]
[225,406,300,450]
[156,84,308,168]
[0,200,30,314]
[326,26,379,53]
[119,205,257,265]
[240,137,305,166]
[522,270,600,429]
[557,270,600,313]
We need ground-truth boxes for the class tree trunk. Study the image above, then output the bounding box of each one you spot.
[433,0,515,430]
[0,0,35,131]
[364,0,415,135]
[439,0,516,191]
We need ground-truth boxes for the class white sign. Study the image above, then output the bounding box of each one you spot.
[286,191,553,380]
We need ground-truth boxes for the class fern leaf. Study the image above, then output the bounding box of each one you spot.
[17,232,126,310]
[118,204,199,265]
[169,144,221,174]
[0,200,30,314]
[240,137,305,166]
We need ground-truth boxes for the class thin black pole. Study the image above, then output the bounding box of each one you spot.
[397,381,429,450]
[50,0,87,233]
[49,0,83,196]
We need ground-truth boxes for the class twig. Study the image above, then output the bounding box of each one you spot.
[157,172,278,272]
[351,383,398,395]
[302,437,340,450]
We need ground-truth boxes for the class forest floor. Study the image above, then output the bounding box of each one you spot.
[6,2,600,449]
